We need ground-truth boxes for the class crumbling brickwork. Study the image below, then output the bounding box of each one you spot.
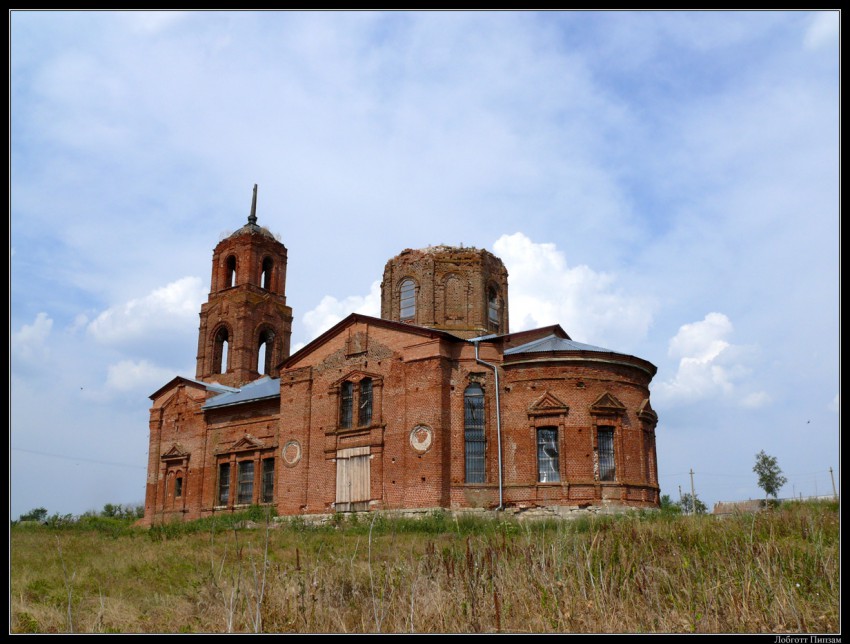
[380,245,509,339]
[142,201,659,526]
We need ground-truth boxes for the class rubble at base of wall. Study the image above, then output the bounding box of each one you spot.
[271,503,656,527]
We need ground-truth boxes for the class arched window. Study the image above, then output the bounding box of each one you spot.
[214,327,230,374]
[400,279,416,321]
[226,255,237,288]
[358,378,373,427]
[257,329,275,375]
[340,381,354,429]
[488,287,500,331]
[464,384,486,483]
[174,476,183,498]
[261,257,273,291]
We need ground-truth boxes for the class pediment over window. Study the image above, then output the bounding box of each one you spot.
[637,398,658,425]
[161,444,189,461]
[528,391,570,416]
[330,370,383,389]
[228,434,265,453]
[590,392,626,415]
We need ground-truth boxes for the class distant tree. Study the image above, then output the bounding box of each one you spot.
[18,507,48,523]
[659,494,681,513]
[102,503,121,518]
[753,450,788,499]
[677,493,707,515]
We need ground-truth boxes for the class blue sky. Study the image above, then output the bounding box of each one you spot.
[10,10,840,518]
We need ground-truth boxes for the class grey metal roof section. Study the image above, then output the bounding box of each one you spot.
[504,334,617,356]
[188,378,239,394]
[202,376,280,410]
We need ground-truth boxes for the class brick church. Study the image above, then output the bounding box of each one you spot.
[141,188,660,525]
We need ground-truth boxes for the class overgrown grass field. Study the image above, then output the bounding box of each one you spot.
[10,501,839,634]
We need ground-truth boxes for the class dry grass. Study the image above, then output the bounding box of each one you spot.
[10,501,839,634]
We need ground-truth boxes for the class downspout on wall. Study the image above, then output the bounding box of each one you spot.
[469,335,504,511]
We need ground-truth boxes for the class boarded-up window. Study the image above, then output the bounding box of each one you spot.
[598,427,616,481]
[218,463,230,506]
[238,461,255,504]
[464,384,486,483]
[261,458,274,503]
[336,446,370,512]
[537,427,560,483]
[445,274,464,321]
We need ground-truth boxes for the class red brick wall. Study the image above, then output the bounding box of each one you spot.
[380,246,509,338]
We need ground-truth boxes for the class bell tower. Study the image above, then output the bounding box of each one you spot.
[195,185,293,386]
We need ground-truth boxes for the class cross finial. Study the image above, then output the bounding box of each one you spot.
[248,184,258,225]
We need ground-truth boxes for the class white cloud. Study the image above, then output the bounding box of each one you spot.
[105,359,176,393]
[653,312,762,406]
[740,391,772,409]
[12,312,53,362]
[803,11,839,50]
[828,393,839,413]
[123,11,190,35]
[87,277,206,345]
[301,280,382,342]
[493,232,653,350]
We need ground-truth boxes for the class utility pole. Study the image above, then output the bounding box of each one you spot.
[690,469,696,516]
[829,467,837,500]
[678,485,683,505]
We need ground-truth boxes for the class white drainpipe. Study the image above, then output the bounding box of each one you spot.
[471,337,504,511]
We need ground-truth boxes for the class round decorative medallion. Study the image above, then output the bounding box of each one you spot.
[409,424,433,453]
[282,440,302,467]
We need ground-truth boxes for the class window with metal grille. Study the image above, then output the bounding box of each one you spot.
[261,458,274,503]
[340,381,353,429]
[218,463,230,506]
[237,461,255,504]
[537,427,560,483]
[598,427,616,481]
[358,378,373,427]
[464,384,486,483]
[400,279,416,321]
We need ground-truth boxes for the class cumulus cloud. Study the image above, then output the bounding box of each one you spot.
[493,232,653,350]
[87,277,206,345]
[828,393,839,413]
[12,312,53,362]
[740,391,772,409]
[301,280,382,342]
[123,11,190,34]
[105,359,177,393]
[803,11,839,50]
[653,312,766,407]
